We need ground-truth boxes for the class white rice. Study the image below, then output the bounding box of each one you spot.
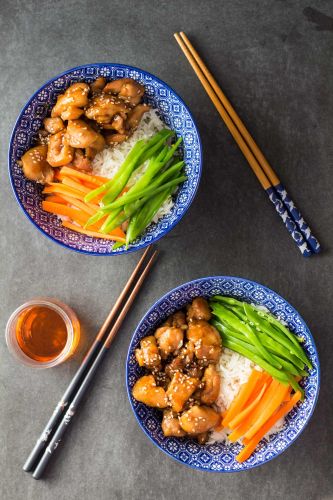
[92,109,175,224]
[210,348,285,443]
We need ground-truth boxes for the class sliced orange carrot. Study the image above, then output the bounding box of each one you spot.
[61,176,91,194]
[222,370,263,427]
[228,383,268,430]
[45,194,68,204]
[244,382,290,441]
[62,221,125,242]
[228,379,276,442]
[236,391,301,463]
[42,201,90,225]
[60,167,110,185]
[59,194,97,216]
[43,183,87,201]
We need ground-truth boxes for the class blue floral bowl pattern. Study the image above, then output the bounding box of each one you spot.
[8,64,202,255]
[126,277,320,472]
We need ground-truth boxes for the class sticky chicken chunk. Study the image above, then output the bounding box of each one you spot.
[165,340,195,377]
[200,364,220,405]
[90,76,106,94]
[118,79,145,106]
[20,145,54,183]
[166,372,199,412]
[43,117,65,135]
[127,104,150,129]
[187,297,212,322]
[85,94,130,126]
[65,119,102,149]
[51,82,89,119]
[47,131,74,167]
[132,375,168,409]
[163,311,187,329]
[135,336,161,370]
[162,410,185,437]
[155,326,184,359]
[179,405,220,434]
[187,320,222,364]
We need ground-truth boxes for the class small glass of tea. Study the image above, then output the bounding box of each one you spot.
[6,298,80,368]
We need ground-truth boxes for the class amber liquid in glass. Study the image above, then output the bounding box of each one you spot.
[15,306,68,362]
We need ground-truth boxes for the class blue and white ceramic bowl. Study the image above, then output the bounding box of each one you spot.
[126,276,320,472]
[8,64,202,255]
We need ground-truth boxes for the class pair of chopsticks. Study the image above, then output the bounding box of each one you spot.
[23,245,158,480]
[174,32,321,257]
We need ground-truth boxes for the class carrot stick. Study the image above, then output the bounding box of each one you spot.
[60,167,110,185]
[59,194,97,216]
[228,379,277,441]
[42,201,91,226]
[61,176,91,194]
[228,383,268,430]
[222,370,262,427]
[45,195,68,204]
[244,382,290,441]
[62,221,125,242]
[236,391,301,463]
[43,183,87,201]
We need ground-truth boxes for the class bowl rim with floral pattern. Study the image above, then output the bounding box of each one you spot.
[8,63,202,255]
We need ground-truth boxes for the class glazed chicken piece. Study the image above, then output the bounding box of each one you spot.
[103,78,134,94]
[103,78,145,106]
[166,372,199,412]
[71,149,92,172]
[108,114,127,134]
[47,131,74,167]
[200,364,220,405]
[118,79,145,106]
[162,410,186,437]
[155,326,184,359]
[20,145,54,183]
[135,336,161,370]
[51,82,89,120]
[164,340,195,378]
[85,94,130,126]
[187,320,222,364]
[197,432,209,445]
[187,297,212,322]
[132,375,168,409]
[90,76,106,94]
[179,405,221,434]
[65,119,103,149]
[127,104,150,129]
[43,117,65,135]
[104,132,129,145]
[163,311,187,329]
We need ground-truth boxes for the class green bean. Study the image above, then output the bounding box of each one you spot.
[84,139,146,203]
[101,162,185,212]
[219,324,305,377]
[100,208,123,234]
[220,336,290,384]
[100,130,173,206]
[210,302,282,369]
[211,296,311,370]
[243,303,312,369]
[211,317,306,372]
[126,184,174,246]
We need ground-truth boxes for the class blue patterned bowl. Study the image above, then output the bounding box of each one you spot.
[126,276,320,472]
[8,64,202,255]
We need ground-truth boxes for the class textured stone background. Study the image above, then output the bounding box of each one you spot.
[0,1,332,499]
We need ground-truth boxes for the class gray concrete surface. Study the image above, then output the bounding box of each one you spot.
[1,0,332,499]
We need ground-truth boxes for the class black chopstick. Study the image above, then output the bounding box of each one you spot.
[23,245,156,476]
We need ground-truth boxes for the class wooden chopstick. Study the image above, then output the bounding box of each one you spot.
[174,32,321,256]
[23,245,156,476]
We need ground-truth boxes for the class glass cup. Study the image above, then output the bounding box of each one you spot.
[5,297,80,368]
